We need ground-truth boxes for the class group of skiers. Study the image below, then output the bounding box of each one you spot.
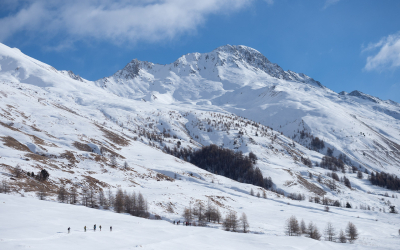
[68,225,112,233]
[173,220,191,226]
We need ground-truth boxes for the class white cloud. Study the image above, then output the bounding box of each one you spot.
[0,0,255,48]
[323,0,340,9]
[363,32,400,72]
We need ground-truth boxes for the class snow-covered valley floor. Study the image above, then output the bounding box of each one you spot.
[1,194,399,250]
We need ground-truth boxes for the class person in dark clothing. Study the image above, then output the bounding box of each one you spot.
[99,225,102,231]
[68,227,70,233]
[173,221,175,225]
[84,226,86,232]
[110,226,112,232]
[94,224,96,231]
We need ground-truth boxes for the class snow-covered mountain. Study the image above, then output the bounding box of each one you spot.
[1,43,399,249]
[96,44,400,175]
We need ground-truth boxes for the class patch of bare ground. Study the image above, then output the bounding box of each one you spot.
[45,132,59,140]
[100,146,125,159]
[29,125,42,132]
[82,175,110,190]
[296,174,326,196]
[156,173,175,182]
[12,178,57,194]
[60,151,79,165]
[127,179,140,186]
[4,168,59,194]
[24,153,48,162]
[0,108,14,120]
[24,156,60,171]
[208,196,234,209]
[283,145,303,159]
[210,196,224,207]
[89,138,103,145]
[53,103,80,116]
[93,153,108,163]
[26,135,48,152]
[61,169,75,174]
[283,169,326,196]
[0,163,13,174]
[15,110,29,119]
[26,133,58,147]
[73,141,92,152]
[95,124,130,146]
[1,136,31,152]
[0,121,20,131]
[0,121,55,150]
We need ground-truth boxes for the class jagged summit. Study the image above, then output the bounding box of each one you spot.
[103,44,324,90]
[58,70,84,82]
[348,90,382,103]
[113,59,154,79]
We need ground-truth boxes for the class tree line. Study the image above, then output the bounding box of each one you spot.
[165,144,274,190]
[182,199,222,226]
[285,216,358,243]
[56,186,149,218]
[370,172,400,191]
[181,199,250,233]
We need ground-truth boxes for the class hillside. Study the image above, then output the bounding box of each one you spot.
[0,42,400,249]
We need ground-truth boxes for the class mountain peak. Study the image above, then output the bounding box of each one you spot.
[103,44,323,89]
[114,59,154,79]
[66,70,84,82]
[348,90,381,103]
[213,44,264,57]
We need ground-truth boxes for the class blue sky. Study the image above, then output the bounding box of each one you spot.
[1,0,400,102]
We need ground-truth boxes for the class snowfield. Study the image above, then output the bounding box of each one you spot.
[0,42,400,249]
[1,194,399,250]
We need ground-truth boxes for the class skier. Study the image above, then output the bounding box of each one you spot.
[110,226,112,232]
[84,226,86,232]
[99,225,102,231]
[173,221,175,225]
[94,224,96,231]
[68,227,70,234]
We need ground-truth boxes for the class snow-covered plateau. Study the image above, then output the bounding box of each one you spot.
[0,43,399,249]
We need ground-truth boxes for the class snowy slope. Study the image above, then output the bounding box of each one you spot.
[95,44,400,176]
[1,43,400,249]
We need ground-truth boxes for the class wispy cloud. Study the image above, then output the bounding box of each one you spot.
[263,0,274,5]
[323,0,340,9]
[363,32,400,72]
[0,0,256,48]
